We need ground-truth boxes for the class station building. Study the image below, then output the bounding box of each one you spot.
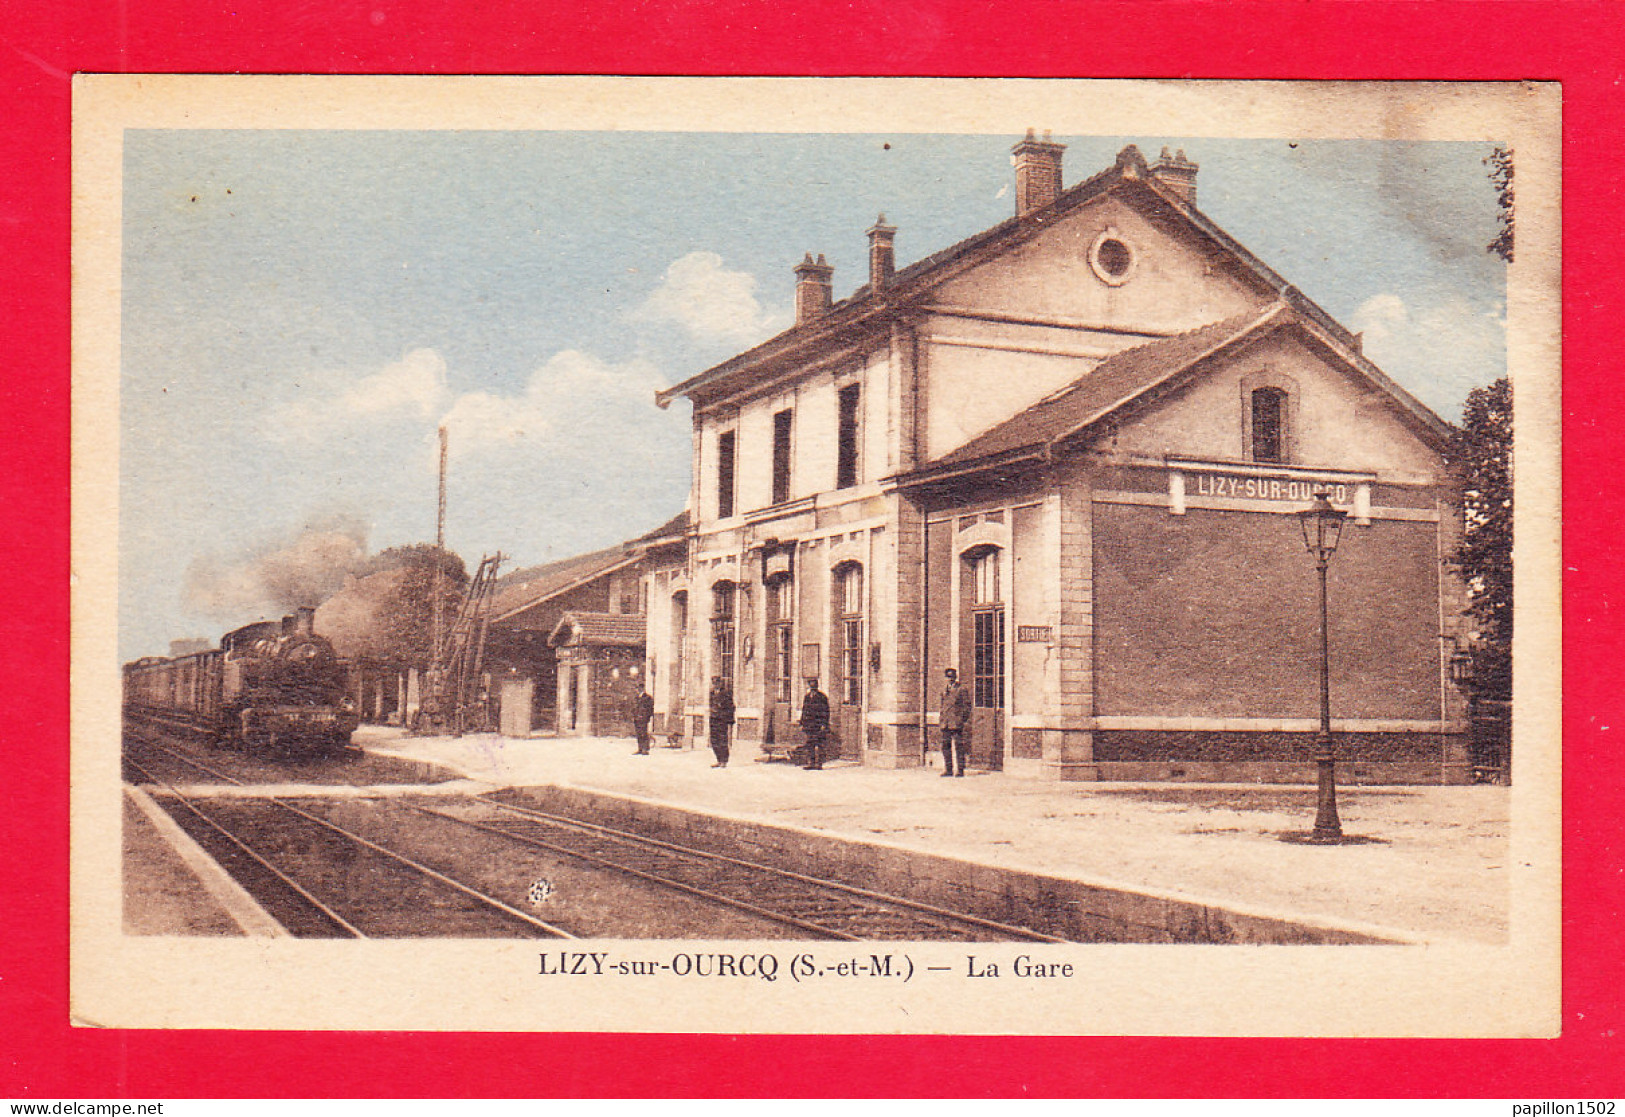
[484,512,684,738]
[644,137,1472,784]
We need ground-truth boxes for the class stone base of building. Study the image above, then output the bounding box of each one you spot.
[1090,728,1472,786]
[861,721,927,768]
[1005,756,1101,781]
[1089,760,1471,785]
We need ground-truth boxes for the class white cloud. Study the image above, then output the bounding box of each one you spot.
[1352,293,1408,343]
[1351,292,1506,416]
[275,348,451,438]
[438,349,668,460]
[632,251,788,345]
[340,347,450,418]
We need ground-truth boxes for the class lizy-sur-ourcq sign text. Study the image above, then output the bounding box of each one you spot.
[1191,474,1350,504]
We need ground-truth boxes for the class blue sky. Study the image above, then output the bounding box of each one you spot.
[119,131,1506,661]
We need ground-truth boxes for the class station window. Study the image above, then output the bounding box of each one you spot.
[717,429,737,519]
[766,575,795,704]
[1251,387,1287,463]
[711,582,736,693]
[968,549,1005,710]
[837,383,862,489]
[772,409,794,505]
[835,563,864,707]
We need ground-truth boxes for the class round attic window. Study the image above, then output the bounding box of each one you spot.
[1089,230,1136,286]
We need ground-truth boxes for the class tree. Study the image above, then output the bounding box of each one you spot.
[1449,377,1512,701]
[317,544,468,666]
[374,545,469,666]
[363,542,468,584]
[1485,146,1514,264]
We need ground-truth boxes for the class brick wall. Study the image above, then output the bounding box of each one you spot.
[1093,503,1441,721]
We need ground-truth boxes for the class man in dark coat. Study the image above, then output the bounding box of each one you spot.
[707,676,734,768]
[940,667,972,778]
[798,677,831,770]
[632,689,656,755]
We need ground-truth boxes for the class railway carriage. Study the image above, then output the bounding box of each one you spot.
[124,606,359,754]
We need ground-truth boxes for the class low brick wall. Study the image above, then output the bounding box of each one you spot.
[1092,730,1471,785]
[496,784,1409,945]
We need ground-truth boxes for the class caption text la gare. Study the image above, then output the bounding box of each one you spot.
[969,955,1073,978]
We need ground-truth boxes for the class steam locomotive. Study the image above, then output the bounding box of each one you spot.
[123,606,360,754]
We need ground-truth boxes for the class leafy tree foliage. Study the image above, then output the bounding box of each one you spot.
[317,544,467,666]
[1486,146,1514,263]
[363,542,468,585]
[1450,377,1512,700]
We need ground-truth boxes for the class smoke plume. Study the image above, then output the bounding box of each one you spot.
[184,515,371,623]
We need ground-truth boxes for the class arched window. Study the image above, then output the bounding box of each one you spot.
[1251,387,1287,463]
[711,581,736,693]
[765,574,795,703]
[966,548,1005,709]
[834,563,864,707]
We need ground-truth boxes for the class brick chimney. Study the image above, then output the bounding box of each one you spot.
[1011,129,1066,217]
[794,253,834,325]
[867,214,897,290]
[1150,146,1199,205]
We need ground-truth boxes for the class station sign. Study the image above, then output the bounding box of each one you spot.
[1189,473,1350,505]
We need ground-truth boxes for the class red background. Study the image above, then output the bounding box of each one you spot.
[3,0,1620,1098]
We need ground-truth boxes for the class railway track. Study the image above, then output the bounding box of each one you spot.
[415,797,1067,943]
[124,736,571,939]
[126,725,1066,941]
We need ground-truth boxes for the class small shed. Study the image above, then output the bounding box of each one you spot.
[548,611,649,737]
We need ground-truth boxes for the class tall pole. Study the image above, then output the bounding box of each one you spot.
[1312,548,1343,839]
[431,425,448,704]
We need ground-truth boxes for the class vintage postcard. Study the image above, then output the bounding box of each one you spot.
[72,77,1561,1035]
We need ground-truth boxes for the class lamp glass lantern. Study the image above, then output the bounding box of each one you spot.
[1298,490,1348,562]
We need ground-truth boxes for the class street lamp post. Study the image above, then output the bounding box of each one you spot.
[1298,488,1349,842]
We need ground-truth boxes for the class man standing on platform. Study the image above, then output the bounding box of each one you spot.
[798,677,831,770]
[632,688,655,755]
[708,676,734,768]
[940,667,972,778]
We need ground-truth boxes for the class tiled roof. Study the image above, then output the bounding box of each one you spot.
[628,509,690,546]
[549,610,646,648]
[651,140,1457,467]
[490,510,686,621]
[490,546,634,621]
[656,144,1343,409]
[926,304,1286,470]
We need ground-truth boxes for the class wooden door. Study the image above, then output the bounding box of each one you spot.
[499,677,534,737]
[969,706,1004,771]
[835,705,863,761]
[768,700,799,753]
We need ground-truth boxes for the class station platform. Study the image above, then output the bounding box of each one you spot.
[357,725,1511,945]
[123,788,255,936]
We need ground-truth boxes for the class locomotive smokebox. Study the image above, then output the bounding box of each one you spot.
[296,605,316,636]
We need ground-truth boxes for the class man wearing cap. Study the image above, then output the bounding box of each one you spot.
[708,676,735,768]
[632,688,656,755]
[939,667,972,778]
[798,677,831,770]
